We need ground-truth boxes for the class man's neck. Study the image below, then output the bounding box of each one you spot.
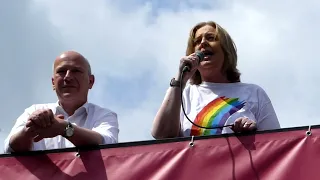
[59,100,87,116]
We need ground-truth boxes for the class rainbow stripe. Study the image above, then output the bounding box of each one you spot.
[190,96,245,136]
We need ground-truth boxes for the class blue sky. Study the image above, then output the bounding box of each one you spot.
[1,0,320,151]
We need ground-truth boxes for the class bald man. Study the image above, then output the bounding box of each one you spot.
[4,51,119,153]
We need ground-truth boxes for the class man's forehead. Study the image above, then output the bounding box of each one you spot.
[53,51,91,73]
[56,53,83,61]
[55,61,84,68]
[54,58,87,71]
[55,54,85,66]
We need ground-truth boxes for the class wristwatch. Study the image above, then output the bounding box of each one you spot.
[170,78,180,87]
[64,122,74,137]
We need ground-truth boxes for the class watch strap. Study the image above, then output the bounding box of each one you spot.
[67,122,73,129]
[170,78,180,87]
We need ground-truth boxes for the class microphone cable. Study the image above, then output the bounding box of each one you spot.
[180,69,234,130]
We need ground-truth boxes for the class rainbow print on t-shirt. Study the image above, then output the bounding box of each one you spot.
[190,96,246,136]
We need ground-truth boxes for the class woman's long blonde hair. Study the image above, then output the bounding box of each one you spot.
[186,21,241,85]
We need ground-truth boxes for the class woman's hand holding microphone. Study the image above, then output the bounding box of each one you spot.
[175,51,204,86]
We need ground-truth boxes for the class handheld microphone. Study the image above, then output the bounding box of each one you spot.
[182,51,205,72]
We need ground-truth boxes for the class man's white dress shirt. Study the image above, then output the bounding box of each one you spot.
[4,102,119,152]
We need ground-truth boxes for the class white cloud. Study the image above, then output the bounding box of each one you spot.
[1,0,320,151]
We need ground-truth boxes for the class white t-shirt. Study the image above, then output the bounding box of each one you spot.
[4,102,119,152]
[180,82,280,137]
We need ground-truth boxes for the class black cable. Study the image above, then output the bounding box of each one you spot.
[180,70,233,130]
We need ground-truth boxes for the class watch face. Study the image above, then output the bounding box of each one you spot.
[66,128,74,137]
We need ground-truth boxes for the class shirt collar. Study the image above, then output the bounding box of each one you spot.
[55,101,89,116]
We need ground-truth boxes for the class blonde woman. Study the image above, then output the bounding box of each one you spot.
[152,21,280,139]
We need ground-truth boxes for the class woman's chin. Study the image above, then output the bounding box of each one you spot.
[199,60,214,67]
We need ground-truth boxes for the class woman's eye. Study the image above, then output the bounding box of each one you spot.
[207,36,215,41]
[194,39,201,44]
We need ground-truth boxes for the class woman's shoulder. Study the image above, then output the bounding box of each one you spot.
[238,83,272,102]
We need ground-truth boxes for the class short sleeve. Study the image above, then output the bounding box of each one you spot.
[256,88,281,131]
[92,111,119,144]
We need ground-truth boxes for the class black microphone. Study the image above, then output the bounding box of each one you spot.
[182,51,205,72]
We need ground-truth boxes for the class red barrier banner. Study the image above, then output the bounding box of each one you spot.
[0,126,319,180]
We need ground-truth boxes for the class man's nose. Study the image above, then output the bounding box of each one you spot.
[64,70,73,80]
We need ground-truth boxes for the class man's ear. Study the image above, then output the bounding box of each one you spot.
[89,75,95,89]
[51,77,55,90]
